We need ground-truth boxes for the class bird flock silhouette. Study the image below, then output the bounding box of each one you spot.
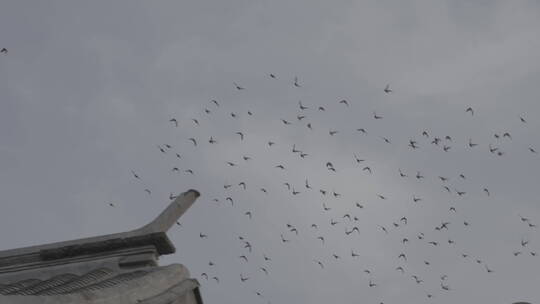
[110,72,540,303]
[1,42,531,303]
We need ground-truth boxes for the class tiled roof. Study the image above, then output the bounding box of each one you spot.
[0,190,202,304]
[0,268,150,296]
[0,264,202,304]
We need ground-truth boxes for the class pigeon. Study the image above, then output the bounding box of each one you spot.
[294,76,301,87]
[234,82,245,90]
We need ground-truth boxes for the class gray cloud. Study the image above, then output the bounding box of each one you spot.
[0,1,539,303]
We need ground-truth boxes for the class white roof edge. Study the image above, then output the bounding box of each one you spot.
[0,190,200,259]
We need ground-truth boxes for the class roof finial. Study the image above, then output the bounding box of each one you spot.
[136,189,200,234]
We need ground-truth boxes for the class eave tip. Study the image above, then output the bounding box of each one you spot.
[186,189,201,198]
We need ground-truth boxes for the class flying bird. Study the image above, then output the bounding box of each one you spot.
[131,170,140,180]
[399,169,407,177]
[236,132,244,140]
[412,275,423,284]
[398,253,407,261]
[384,84,392,93]
[354,154,364,163]
[294,76,301,87]
[233,82,245,90]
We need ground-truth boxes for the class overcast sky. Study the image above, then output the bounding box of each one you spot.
[0,1,539,303]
